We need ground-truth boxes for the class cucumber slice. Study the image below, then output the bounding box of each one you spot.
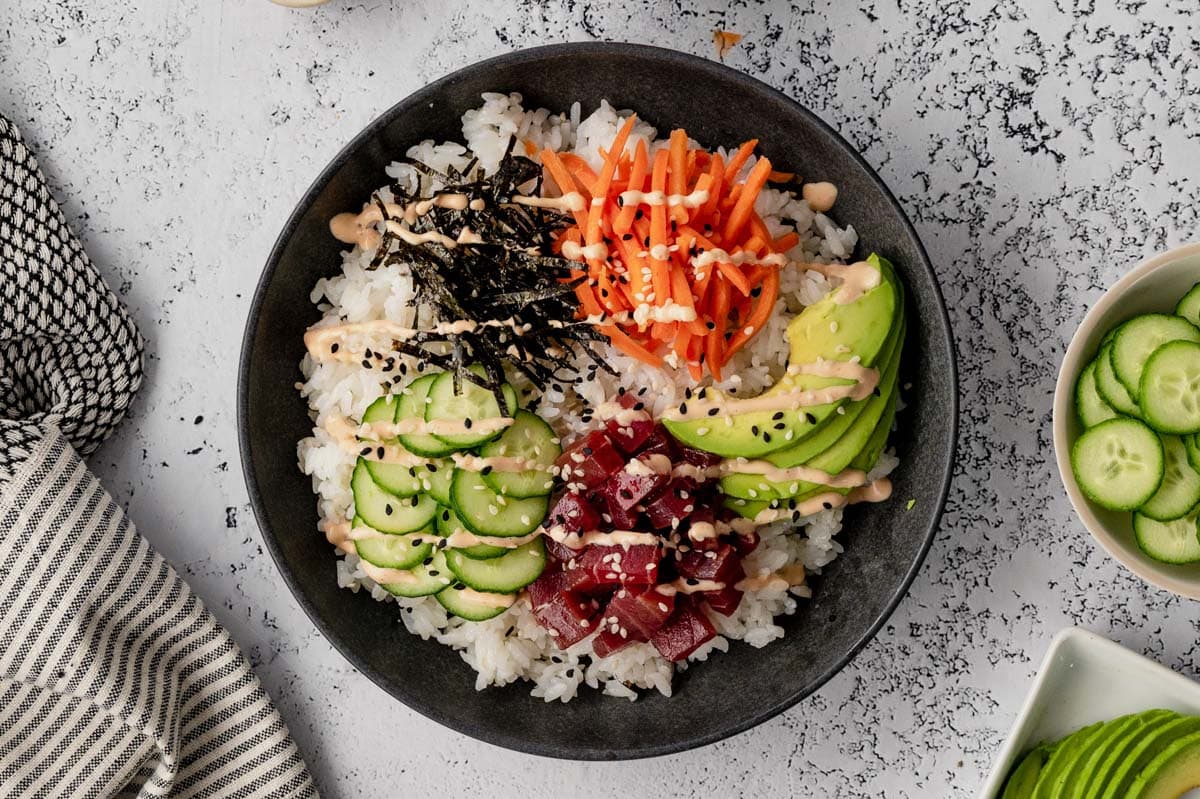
[1075,360,1120,429]
[1139,339,1200,434]
[1187,434,1200,473]
[479,410,560,498]
[1133,513,1200,564]
[436,505,506,559]
[351,460,438,533]
[1095,344,1140,417]
[450,469,548,537]
[435,584,515,621]
[355,521,435,570]
[445,538,546,592]
[1071,418,1164,510]
[424,460,454,505]
[1140,435,1200,521]
[1111,314,1200,398]
[425,368,517,449]
[365,461,424,497]
[380,550,453,598]
[1177,281,1200,327]
[361,395,428,494]
[396,373,458,458]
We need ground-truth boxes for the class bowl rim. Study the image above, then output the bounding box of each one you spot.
[1052,240,1200,600]
[237,41,958,758]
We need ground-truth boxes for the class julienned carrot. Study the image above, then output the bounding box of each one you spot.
[614,139,649,234]
[549,126,797,380]
[668,129,690,225]
[648,149,671,303]
[767,170,795,183]
[722,265,780,364]
[723,156,772,242]
[723,139,758,183]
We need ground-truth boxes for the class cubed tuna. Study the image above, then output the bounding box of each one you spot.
[651,597,717,661]
[603,467,669,512]
[605,586,676,641]
[545,490,602,534]
[555,430,625,489]
[675,542,745,585]
[643,478,699,529]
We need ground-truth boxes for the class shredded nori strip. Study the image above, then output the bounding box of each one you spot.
[365,137,613,411]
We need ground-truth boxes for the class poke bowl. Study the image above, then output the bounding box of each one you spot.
[239,42,957,758]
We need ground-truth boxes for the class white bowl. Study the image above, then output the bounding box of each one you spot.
[978,627,1200,798]
[1053,241,1200,599]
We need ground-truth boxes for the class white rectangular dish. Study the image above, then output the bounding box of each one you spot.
[978,627,1200,798]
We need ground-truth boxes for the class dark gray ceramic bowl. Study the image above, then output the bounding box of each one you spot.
[239,42,956,760]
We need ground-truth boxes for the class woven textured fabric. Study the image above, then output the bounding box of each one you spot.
[0,118,317,798]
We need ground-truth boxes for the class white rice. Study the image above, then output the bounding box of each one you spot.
[298,93,895,702]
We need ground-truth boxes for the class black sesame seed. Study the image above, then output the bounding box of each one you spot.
[706,321,716,330]
[805,413,816,424]
[330,343,339,353]
[679,402,688,415]
[823,502,833,510]
[635,209,644,220]
[750,286,762,298]
[377,446,385,459]
[622,233,633,240]
[362,359,372,369]
[385,504,393,515]
[464,418,473,429]
[411,495,420,507]
[454,583,466,590]
[707,408,719,416]
[751,425,760,436]
[633,402,645,411]
[686,578,699,586]
[427,463,438,472]
[774,422,786,430]
[423,557,433,566]
[360,447,372,456]
[481,465,494,476]
[582,446,594,456]
[772,412,784,421]
[429,570,440,576]
[763,432,772,442]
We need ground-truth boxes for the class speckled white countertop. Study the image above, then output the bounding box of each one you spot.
[4,1,1198,796]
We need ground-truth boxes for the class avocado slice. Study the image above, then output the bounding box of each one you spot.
[719,342,902,501]
[1127,729,1200,798]
[1043,718,1120,799]
[767,293,905,467]
[1031,722,1105,799]
[1003,745,1056,799]
[1100,715,1200,799]
[665,254,899,458]
[1071,710,1175,799]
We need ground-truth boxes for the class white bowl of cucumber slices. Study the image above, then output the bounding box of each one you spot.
[1055,242,1200,598]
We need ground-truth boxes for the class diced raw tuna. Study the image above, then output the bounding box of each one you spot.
[562,544,661,594]
[592,626,635,658]
[679,445,722,469]
[702,584,744,616]
[606,395,655,455]
[732,528,759,557]
[638,424,678,460]
[545,490,602,534]
[644,478,699,529]
[651,597,717,661]
[605,586,675,641]
[555,430,625,489]
[682,506,721,551]
[599,491,641,529]
[675,542,745,585]
[543,536,579,564]
[603,467,669,512]
[527,570,599,648]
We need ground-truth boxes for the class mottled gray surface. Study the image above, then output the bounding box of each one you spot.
[2,1,1198,796]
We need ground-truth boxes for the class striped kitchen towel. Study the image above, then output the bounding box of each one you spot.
[0,117,317,797]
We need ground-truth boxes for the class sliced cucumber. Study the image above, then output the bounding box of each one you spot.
[479,410,560,498]
[380,550,453,597]
[396,373,458,458]
[445,538,546,592]
[1139,339,1200,434]
[424,460,454,505]
[1110,314,1200,399]
[436,505,506,559]
[450,469,548,537]
[365,461,425,497]
[1133,513,1200,564]
[435,584,515,621]
[1075,360,1120,429]
[351,459,438,533]
[1187,435,1200,473]
[1176,281,1200,327]
[425,368,517,449]
[1095,344,1140,417]
[363,394,400,427]
[1070,418,1164,511]
[355,521,435,570]
[1139,435,1200,521]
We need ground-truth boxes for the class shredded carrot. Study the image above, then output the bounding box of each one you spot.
[547,128,794,380]
[767,170,795,183]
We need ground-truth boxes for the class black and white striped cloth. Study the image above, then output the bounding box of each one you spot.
[0,117,317,797]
